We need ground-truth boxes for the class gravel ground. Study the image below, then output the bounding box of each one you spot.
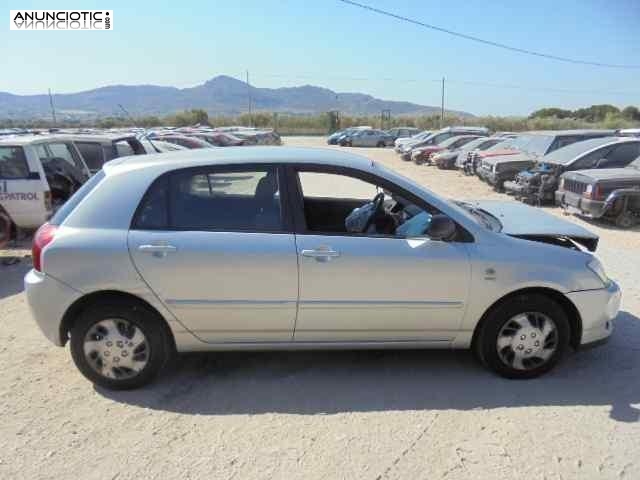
[1,136,639,480]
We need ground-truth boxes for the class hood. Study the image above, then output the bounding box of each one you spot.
[563,167,640,182]
[481,152,533,166]
[472,200,599,251]
[478,149,521,159]
[414,145,441,154]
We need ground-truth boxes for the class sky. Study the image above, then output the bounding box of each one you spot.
[2,0,639,116]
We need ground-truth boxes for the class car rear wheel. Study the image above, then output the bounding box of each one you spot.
[615,211,637,229]
[377,141,385,148]
[0,211,11,249]
[70,300,172,390]
[474,293,570,379]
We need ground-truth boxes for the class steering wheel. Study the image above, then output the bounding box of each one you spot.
[363,192,386,233]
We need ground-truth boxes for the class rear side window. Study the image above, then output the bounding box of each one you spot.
[47,142,86,172]
[50,170,105,225]
[76,142,104,171]
[133,167,283,232]
[0,146,29,179]
[605,142,640,167]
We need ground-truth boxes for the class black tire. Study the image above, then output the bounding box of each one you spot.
[615,211,636,229]
[70,300,173,390]
[474,293,570,379]
[0,211,12,249]
[377,141,385,148]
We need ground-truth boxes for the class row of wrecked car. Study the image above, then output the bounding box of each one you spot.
[385,126,640,229]
[0,126,281,244]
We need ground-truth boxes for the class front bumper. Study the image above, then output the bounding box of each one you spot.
[568,281,621,347]
[556,190,607,218]
[24,269,82,346]
[503,180,526,195]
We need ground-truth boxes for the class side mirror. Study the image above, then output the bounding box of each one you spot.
[425,214,457,241]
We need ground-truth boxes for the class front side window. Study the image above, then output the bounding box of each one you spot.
[296,170,436,238]
[0,146,29,179]
[134,167,283,231]
[75,142,104,171]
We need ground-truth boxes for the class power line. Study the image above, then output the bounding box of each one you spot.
[253,72,638,97]
[337,0,640,69]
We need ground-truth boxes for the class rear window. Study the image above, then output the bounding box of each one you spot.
[0,146,29,179]
[50,171,105,225]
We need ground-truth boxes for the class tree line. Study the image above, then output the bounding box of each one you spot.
[1,104,638,135]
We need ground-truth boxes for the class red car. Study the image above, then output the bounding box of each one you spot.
[411,135,482,165]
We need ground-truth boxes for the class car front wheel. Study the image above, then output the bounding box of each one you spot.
[70,300,172,390]
[474,293,570,379]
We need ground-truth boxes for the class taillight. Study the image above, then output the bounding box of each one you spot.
[44,190,52,211]
[32,223,57,272]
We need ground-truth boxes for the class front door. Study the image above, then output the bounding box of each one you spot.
[128,165,298,343]
[289,167,471,343]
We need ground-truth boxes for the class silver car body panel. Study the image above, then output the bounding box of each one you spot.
[25,147,620,351]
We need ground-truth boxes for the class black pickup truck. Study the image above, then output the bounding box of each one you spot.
[556,156,640,228]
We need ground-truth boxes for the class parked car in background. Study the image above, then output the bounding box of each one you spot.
[151,134,214,150]
[504,137,640,205]
[557,155,640,228]
[0,135,90,235]
[411,135,482,165]
[140,139,188,153]
[327,127,372,145]
[386,127,420,141]
[433,136,507,170]
[616,128,640,138]
[464,135,531,175]
[394,130,432,151]
[477,130,615,190]
[398,126,489,161]
[347,129,394,147]
[192,132,244,147]
[61,133,147,174]
[25,146,619,389]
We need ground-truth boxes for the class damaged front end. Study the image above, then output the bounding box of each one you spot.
[504,163,561,205]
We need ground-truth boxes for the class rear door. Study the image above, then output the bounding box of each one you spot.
[128,164,299,343]
[0,145,49,229]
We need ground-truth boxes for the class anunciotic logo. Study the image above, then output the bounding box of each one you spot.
[10,10,113,30]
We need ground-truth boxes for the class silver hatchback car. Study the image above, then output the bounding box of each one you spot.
[25,147,620,389]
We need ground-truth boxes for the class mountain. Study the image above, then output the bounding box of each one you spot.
[0,75,473,119]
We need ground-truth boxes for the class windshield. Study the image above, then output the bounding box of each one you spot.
[522,135,554,156]
[629,157,640,170]
[541,137,615,164]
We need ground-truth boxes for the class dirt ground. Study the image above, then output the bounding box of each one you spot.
[1,136,639,480]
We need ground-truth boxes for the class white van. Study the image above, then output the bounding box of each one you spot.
[0,136,90,236]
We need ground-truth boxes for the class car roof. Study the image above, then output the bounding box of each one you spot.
[544,136,639,164]
[53,133,137,143]
[104,146,376,176]
[527,129,615,136]
[0,134,84,146]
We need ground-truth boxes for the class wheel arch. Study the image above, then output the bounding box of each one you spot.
[59,290,176,351]
[471,287,582,351]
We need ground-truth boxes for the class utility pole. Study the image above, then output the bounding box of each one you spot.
[48,88,57,125]
[246,70,252,127]
[440,77,445,128]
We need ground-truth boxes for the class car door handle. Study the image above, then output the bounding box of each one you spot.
[301,248,340,262]
[138,244,177,257]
